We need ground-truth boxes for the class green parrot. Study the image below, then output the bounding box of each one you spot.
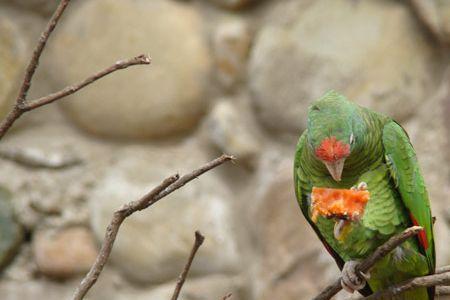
[293,90,435,299]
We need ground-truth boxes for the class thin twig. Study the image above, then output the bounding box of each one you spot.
[362,270,450,300]
[16,0,71,106]
[171,231,205,300]
[0,0,151,140]
[72,154,234,300]
[23,55,151,111]
[313,226,423,300]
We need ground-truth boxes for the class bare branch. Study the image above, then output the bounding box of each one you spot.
[171,231,205,300]
[72,154,234,300]
[23,55,151,111]
[313,226,423,300]
[16,0,71,106]
[362,270,450,300]
[0,0,151,140]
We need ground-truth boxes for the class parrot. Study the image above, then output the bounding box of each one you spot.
[293,90,435,299]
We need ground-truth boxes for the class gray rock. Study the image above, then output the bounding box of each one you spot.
[213,19,252,89]
[0,186,23,270]
[0,16,27,121]
[33,227,98,279]
[249,0,443,134]
[89,143,241,284]
[205,99,261,167]
[47,0,212,139]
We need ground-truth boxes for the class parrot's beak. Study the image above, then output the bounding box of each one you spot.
[323,158,345,182]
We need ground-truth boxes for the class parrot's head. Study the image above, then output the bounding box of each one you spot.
[307,90,365,181]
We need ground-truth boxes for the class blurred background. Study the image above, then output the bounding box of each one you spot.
[0,0,449,299]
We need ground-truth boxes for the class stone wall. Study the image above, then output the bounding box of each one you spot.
[0,0,449,299]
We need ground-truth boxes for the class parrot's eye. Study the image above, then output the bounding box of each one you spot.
[349,133,355,144]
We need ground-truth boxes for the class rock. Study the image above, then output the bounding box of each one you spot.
[204,0,258,10]
[47,0,211,139]
[252,163,339,300]
[89,143,241,284]
[249,0,443,134]
[213,19,252,89]
[0,0,59,16]
[33,227,98,278]
[0,16,27,121]
[0,186,23,271]
[205,99,261,167]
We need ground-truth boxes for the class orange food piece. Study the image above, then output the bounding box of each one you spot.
[311,187,370,222]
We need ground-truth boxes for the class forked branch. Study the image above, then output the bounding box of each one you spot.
[0,0,150,140]
[72,154,234,300]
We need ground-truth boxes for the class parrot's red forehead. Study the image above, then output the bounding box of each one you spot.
[315,136,350,162]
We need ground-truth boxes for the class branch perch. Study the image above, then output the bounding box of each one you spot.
[313,226,423,300]
[0,0,150,140]
[361,271,450,299]
[72,154,234,300]
[171,231,205,300]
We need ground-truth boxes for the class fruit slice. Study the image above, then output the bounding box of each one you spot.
[311,187,370,222]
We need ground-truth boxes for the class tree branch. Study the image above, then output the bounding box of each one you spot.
[313,226,423,300]
[23,55,151,111]
[0,0,151,141]
[16,0,71,106]
[362,270,450,300]
[171,231,205,300]
[71,154,234,300]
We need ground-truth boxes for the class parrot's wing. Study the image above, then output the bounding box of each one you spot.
[294,132,373,297]
[382,121,435,274]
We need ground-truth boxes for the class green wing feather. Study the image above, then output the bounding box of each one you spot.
[382,121,435,273]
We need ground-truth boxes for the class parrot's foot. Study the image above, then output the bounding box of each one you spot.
[334,219,349,239]
[340,260,369,294]
[351,182,368,191]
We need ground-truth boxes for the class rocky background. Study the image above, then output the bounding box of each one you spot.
[0,0,449,299]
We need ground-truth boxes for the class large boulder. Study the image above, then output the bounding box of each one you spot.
[47,0,212,139]
[89,143,242,283]
[249,0,443,134]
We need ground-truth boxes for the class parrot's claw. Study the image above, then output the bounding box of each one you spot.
[351,182,368,191]
[340,260,367,294]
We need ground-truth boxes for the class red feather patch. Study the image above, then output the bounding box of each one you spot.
[315,136,350,162]
[410,213,429,250]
